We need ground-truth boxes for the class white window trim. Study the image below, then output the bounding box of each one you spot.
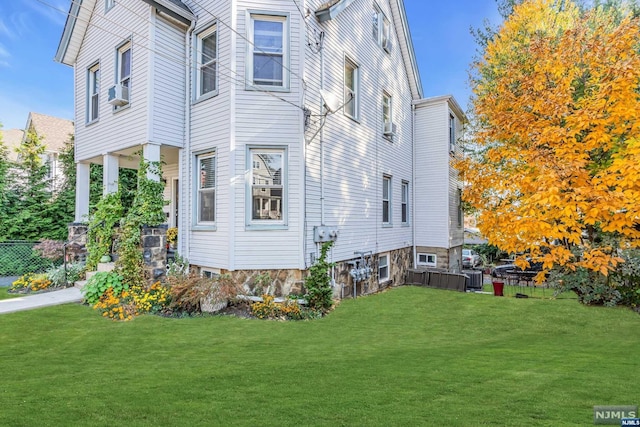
[382,91,392,138]
[401,180,409,225]
[417,253,437,267]
[246,11,290,92]
[373,4,391,53]
[87,61,100,124]
[105,0,115,13]
[344,56,359,121]
[114,39,131,111]
[457,188,463,228]
[378,253,390,283]
[193,150,217,230]
[449,113,456,153]
[201,268,221,278]
[246,146,288,230]
[382,175,392,226]
[195,24,218,101]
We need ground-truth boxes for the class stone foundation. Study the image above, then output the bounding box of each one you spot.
[141,225,168,282]
[66,223,88,262]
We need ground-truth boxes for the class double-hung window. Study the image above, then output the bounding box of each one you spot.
[113,41,131,108]
[382,175,391,225]
[401,181,409,224]
[248,13,288,89]
[249,147,286,224]
[344,57,359,120]
[382,91,392,136]
[197,152,216,224]
[449,113,456,152]
[87,62,100,123]
[457,188,463,228]
[196,25,217,98]
[372,6,391,52]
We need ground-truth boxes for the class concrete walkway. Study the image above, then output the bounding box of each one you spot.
[0,287,83,314]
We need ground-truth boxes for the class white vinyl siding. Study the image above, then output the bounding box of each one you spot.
[247,12,289,90]
[87,62,100,123]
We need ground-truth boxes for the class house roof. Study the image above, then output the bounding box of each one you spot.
[414,95,468,123]
[55,0,194,66]
[24,112,74,153]
[315,0,357,22]
[1,128,24,161]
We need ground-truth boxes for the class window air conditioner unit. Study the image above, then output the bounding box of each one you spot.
[108,84,129,106]
[383,122,397,136]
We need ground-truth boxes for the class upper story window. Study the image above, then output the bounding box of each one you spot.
[249,147,286,226]
[382,91,395,137]
[401,181,409,224]
[382,175,391,225]
[87,62,100,123]
[344,57,359,120]
[196,25,217,98]
[373,5,391,53]
[449,113,456,152]
[197,151,216,224]
[248,13,289,89]
[457,188,463,228]
[105,0,115,12]
[108,41,131,109]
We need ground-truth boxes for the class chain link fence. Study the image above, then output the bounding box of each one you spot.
[0,241,60,278]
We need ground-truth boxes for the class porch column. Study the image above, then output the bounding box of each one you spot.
[75,162,90,222]
[103,154,119,195]
[143,143,161,181]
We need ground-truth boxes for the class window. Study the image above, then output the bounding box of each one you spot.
[382,91,392,136]
[382,175,391,225]
[196,25,217,98]
[113,41,131,108]
[378,253,389,282]
[249,147,285,223]
[372,6,391,52]
[248,13,288,88]
[418,253,437,267]
[197,152,216,224]
[105,0,115,12]
[401,181,409,224]
[449,113,456,152]
[344,57,359,120]
[457,188,463,228]
[87,62,100,123]
[201,269,220,279]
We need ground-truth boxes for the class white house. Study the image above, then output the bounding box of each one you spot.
[55,0,466,297]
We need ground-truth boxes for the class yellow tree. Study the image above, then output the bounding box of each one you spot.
[457,0,640,277]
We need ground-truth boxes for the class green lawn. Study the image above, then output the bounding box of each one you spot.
[0,286,638,426]
[0,287,20,300]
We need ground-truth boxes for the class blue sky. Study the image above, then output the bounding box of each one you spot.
[0,0,501,131]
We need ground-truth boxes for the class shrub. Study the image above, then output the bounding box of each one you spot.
[33,240,64,262]
[550,267,622,307]
[46,262,85,287]
[167,272,240,314]
[250,295,308,320]
[82,271,127,305]
[304,241,334,312]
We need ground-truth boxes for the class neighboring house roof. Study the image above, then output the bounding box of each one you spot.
[1,129,24,161]
[55,0,194,66]
[413,95,468,123]
[24,112,74,153]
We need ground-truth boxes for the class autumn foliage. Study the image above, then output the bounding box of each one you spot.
[457,0,640,277]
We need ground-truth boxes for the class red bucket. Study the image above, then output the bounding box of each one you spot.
[492,280,504,297]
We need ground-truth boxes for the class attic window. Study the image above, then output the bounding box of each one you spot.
[373,5,391,53]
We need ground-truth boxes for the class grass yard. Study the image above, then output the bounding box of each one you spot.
[0,286,638,426]
[0,287,20,300]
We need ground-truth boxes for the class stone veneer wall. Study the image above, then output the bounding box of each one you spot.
[194,247,413,300]
[67,223,88,262]
[141,225,168,282]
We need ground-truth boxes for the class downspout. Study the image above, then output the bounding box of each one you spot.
[412,103,417,269]
[182,17,196,258]
[319,40,325,227]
